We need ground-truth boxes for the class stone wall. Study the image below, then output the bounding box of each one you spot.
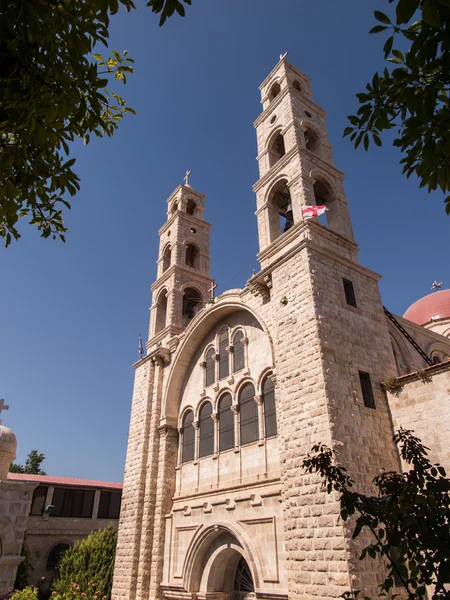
[387,361,450,473]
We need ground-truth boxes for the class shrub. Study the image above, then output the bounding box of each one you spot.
[10,588,38,600]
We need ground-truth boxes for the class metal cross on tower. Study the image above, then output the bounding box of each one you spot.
[184,170,192,186]
[209,282,218,299]
[0,398,9,425]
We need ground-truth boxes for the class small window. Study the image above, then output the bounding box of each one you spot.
[218,330,229,380]
[185,244,200,269]
[432,355,442,365]
[293,80,302,92]
[186,199,196,215]
[359,371,376,409]
[46,543,70,570]
[51,488,95,518]
[205,348,216,386]
[343,278,357,308]
[182,411,195,463]
[269,82,281,101]
[162,245,171,272]
[98,491,122,519]
[199,402,214,458]
[239,383,258,445]
[30,486,48,516]
[268,132,285,168]
[233,331,245,373]
[262,376,277,438]
[218,394,234,452]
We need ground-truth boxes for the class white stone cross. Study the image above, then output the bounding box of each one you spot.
[0,398,9,425]
[279,51,288,61]
[209,282,218,298]
[184,170,192,186]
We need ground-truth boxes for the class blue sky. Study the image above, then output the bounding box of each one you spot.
[1,0,448,482]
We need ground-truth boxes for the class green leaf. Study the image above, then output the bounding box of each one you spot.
[422,0,442,26]
[383,36,394,58]
[374,11,391,24]
[370,25,388,34]
[396,0,419,24]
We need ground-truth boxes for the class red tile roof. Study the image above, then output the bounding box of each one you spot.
[7,473,122,490]
[403,289,450,326]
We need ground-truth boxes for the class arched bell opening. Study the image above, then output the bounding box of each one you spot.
[267,179,293,243]
[162,245,171,273]
[186,199,197,216]
[312,179,333,227]
[267,131,286,168]
[304,128,319,153]
[182,287,202,327]
[269,82,281,102]
[185,243,200,269]
[154,290,168,334]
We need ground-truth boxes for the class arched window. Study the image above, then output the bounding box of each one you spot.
[268,132,286,168]
[171,202,178,214]
[186,199,196,215]
[312,180,332,227]
[205,347,216,386]
[432,354,442,364]
[199,402,214,458]
[154,290,168,334]
[304,129,318,152]
[239,383,258,445]
[269,82,281,102]
[268,179,294,242]
[46,543,70,570]
[218,329,229,380]
[185,244,200,269]
[218,393,234,451]
[262,376,277,438]
[292,80,302,92]
[182,287,202,326]
[162,245,171,272]
[182,410,195,463]
[233,330,245,373]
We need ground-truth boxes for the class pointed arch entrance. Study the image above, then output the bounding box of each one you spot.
[185,526,258,600]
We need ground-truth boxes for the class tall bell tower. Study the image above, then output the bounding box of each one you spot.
[148,179,214,348]
[253,57,354,269]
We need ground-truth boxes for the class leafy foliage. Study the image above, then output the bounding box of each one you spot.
[51,526,117,600]
[303,428,450,600]
[9,588,38,600]
[0,0,191,247]
[345,0,450,213]
[9,450,46,475]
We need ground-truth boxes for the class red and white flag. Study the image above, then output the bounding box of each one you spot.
[302,205,327,220]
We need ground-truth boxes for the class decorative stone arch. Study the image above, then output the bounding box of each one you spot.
[256,366,275,391]
[264,177,294,242]
[428,342,450,364]
[300,119,321,153]
[267,79,282,102]
[214,387,233,412]
[170,200,178,215]
[161,243,172,273]
[180,283,207,328]
[184,239,202,270]
[307,169,341,231]
[45,541,72,570]
[178,404,196,430]
[161,298,275,427]
[234,376,258,398]
[266,127,286,168]
[183,523,262,594]
[185,198,198,216]
[195,398,214,422]
[153,287,169,335]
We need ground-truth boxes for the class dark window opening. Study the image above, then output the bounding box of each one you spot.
[268,133,286,168]
[233,330,245,373]
[205,348,216,386]
[185,244,200,269]
[98,491,122,519]
[359,371,376,409]
[312,180,331,226]
[171,202,178,214]
[269,180,293,242]
[262,376,277,438]
[162,246,171,272]
[154,290,168,334]
[51,488,95,518]
[186,199,196,216]
[182,410,195,463]
[30,486,48,516]
[343,278,357,308]
[46,544,70,570]
[218,393,234,451]
[432,355,442,364]
[269,82,281,101]
[182,288,202,324]
[218,330,229,380]
[304,129,318,152]
[292,80,302,92]
[239,383,258,445]
[199,402,214,458]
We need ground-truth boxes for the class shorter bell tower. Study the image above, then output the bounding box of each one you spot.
[148,180,214,348]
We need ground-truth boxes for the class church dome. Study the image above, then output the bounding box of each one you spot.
[403,289,450,326]
[0,425,17,454]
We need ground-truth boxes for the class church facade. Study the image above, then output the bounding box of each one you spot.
[112,58,450,600]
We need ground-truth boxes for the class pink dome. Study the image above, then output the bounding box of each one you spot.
[403,289,450,326]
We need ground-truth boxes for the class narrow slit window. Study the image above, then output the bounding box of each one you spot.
[199,402,214,458]
[233,331,245,373]
[343,278,357,307]
[205,348,215,386]
[239,383,258,445]
[359,371,376,409]
[218,393,234,451]
[182,410,195,463]
[262,376,277,438]
[218,330,229,380]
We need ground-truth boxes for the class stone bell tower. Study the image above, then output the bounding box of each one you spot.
[148,178,215,348]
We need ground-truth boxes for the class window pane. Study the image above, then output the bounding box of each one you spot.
[98,491,110,519]
[219,394,234,451]
[51,488,65,517]
[343,278,357,308]
[359,371,376,409]
[239,384,258,445]
[199,402,214,458]
[263,377,277,437]
[109,491,122,519]
[233,331,245,373]
[206,348,215,387]
[182,411,195,463]
[81,490,94,518]
[218,330,229,380]
[30,486,48,516]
